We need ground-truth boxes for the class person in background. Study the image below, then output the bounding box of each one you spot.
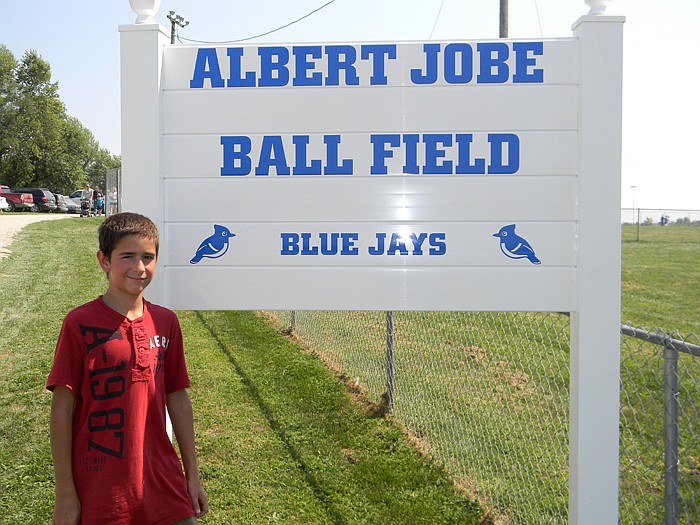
[109,187,118,215]
[81,183,93,215]
[93,185,104,216]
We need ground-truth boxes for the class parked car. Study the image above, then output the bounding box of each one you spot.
[0,185,34,212]
[12,187,57,212]
[53,194,69,213]
[64,196,79,214]
[0,196,9,212]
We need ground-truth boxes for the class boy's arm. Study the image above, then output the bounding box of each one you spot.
[50,386,81,525]
[166,389,208,518]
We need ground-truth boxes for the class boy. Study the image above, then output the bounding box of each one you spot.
[47,213,208,525]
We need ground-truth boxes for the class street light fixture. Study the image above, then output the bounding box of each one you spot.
[167,11,189,44]
[630,185,639,241]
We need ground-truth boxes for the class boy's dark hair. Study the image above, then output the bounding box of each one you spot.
[98,212,160,259]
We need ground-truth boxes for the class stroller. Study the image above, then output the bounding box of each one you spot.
[80,198,92,217]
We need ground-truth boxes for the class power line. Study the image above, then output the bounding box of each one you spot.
[177,0,338,45]
[429,0,446,40]
[533,0,544,38]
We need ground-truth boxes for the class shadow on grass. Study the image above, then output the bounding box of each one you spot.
[195,311,348,525]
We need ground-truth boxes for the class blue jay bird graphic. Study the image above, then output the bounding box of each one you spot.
[493,224,541,265]
[190,225,235,264]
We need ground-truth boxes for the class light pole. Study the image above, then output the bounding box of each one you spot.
[167,11,189,44]
[631,185,639,241]
[499,0,508,38]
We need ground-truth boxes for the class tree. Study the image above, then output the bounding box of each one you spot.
[1,49,64,187]
[0,45,19,179]
[85,147,121,191]
[0,46,119,192]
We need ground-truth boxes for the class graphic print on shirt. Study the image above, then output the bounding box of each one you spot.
[81,324,127,461]
[151,334,170,374]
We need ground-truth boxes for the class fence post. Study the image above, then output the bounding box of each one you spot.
[570,11,624,524]
[119,20,169,304]
[290,310,296,333]
[386,311,395,408]
[663,342,680,525]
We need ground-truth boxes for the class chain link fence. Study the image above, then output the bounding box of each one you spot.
[619,326,699,525]
[265,311,699,524]
[621,208,700,235]
[105,168,121,217]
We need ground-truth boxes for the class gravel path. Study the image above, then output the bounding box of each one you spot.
[0,213,78,260]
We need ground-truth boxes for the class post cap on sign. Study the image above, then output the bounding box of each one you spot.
[584,0,612,15]
[129,0,161,24]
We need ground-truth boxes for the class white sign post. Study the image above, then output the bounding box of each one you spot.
[120,2,623,523]
[570,13,624,524]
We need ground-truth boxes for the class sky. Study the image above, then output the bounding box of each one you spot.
[0,0,698,211]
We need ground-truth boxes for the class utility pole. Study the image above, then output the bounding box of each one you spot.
[499,0,508,38]
[167,11,189,44]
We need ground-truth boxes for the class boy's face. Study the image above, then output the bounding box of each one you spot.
[97,234,157,299]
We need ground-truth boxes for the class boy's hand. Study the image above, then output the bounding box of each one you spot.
[187,476,208,518]
[52,493,81,525]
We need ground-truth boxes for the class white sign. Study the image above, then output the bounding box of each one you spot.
[120,10,624,524]
[151,39,579,311]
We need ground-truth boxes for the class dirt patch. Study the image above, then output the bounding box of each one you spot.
[0,213,77,260]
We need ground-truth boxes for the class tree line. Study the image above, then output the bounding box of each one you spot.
[0,44,120,194]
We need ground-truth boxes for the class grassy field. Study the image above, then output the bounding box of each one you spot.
[618,225,700,524]
[262,225,700,524]
[0,217,481,524]
[621,225,700,335]
[0,219,697,524]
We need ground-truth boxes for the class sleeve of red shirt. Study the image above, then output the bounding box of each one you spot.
[46,313,84,396]
[164,311,191,394]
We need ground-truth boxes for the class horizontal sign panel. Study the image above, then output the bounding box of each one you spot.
[162,266,576,311]
[149,36,583,311]
[162,39,578,90]
[164,221,575,268]
[162,85,577,135]
[163,131,577,179]
[164,176,576,223]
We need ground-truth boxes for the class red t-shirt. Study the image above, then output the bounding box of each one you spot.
[47,297,195,525]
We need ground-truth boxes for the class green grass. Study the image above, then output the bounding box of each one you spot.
[1,219,697,525]
[268,311,571,525]
[0,218,481,524]
[621,225,700,335]
[261,225,700,525]
[617,226,699,524]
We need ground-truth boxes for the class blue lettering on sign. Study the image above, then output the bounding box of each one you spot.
[513,42,544,83]
[259,47,290,87]
[281,232,447,256]
[221,135,353,176]
[255,136,290,175]
[221,133,519,176]
[191,44,400,88]
[189,48,225,88]
[292,46,323,86]
[190,42,543,88]
[281,233,359,256]
[476,43,510,84]
[410,42,544,85]
[227,48,255,87]
[369,133,520,175]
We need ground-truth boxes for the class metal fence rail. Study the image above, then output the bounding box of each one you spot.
[621,208,700,227]
[619,326,699,525]
[264,311,699,525]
